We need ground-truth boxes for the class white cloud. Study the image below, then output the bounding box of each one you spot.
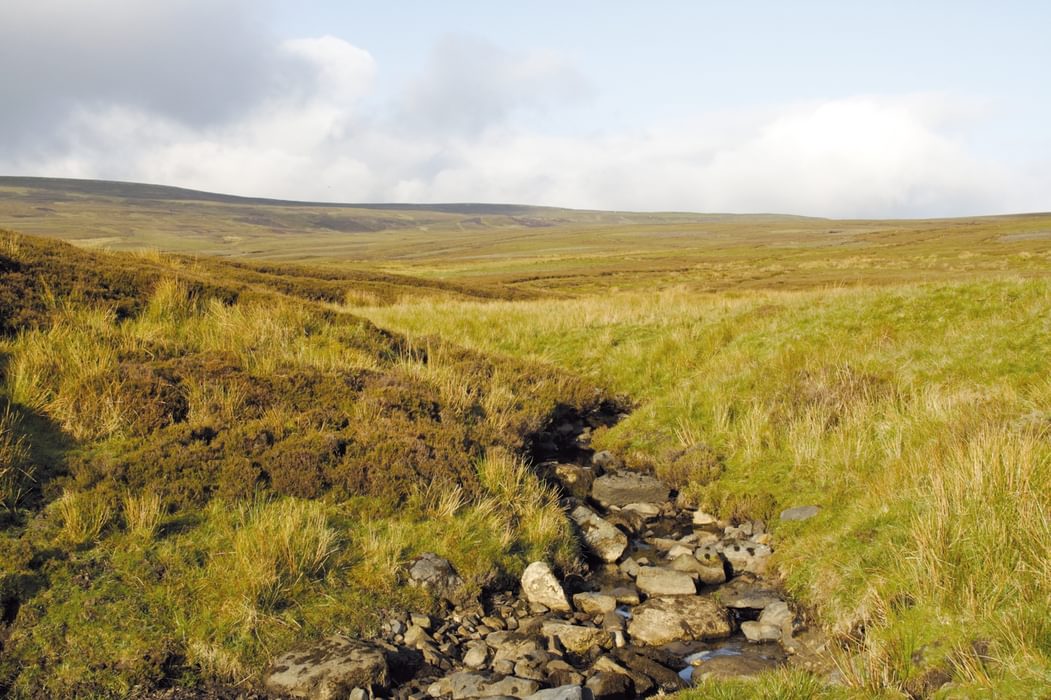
[1,17,1046,216]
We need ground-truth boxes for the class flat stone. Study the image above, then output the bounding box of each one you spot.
[692,510,718,526]
[621,502,661,518]
[635,567,696,597]
[741,620,782,642]
[618,557,640,578]
[627,596,732,646]
[780,505,820,521]
[591,472,670,508]
[524,685,591,700]
[266,636,390,700]
[570,505,629,563]
[554,464,596,501]
[612,648,687,692]
[716,581,783,610]
[521,562,571,613]
[721,541,773,575]
[609,586,640,605]
[463,641,489,669]
[573,592,617,616]
[449,672,540,699]
[540,621,612,655]
[690,654,778,681]
[585,672,634,700]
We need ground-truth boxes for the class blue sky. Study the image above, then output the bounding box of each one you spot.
[2,0,1049,216]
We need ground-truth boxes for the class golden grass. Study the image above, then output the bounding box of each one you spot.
[121,490,163,541]
[54,489,112,545]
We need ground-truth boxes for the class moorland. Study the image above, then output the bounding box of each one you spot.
[0,177,1048,698]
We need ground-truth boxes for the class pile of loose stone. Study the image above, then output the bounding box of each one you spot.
[266,420,828,700]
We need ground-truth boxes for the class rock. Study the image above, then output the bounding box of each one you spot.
[603,509,647,534]
[612,648,687,692]
[609,586,640,605]
[592,451,618,469]
[780,505,820,521]
[570,506,629,563]
[635,567,696,597]
[690,654,778,681]
[525,685,592,700]
[267,636,390,700]
[410,613,432,630]
[759,600,794,638]
[409,553,466,604]
[666,544,693,559]
[621,502,661,519]
[554,464,596,501]
[721,541,773,575]
[521,562,572,613]
[618,557,640,578]
[648,537,679,552]
[741,620,782,642]
[628,596,732,646]
[546,659,585,686]
[591,472,670,508]
[449,672,540,699]
[692,510,718,526]
[403,624,434,649]
[541,621,612,655]
[463,641,489,669]
[585,672,634,700]
[573,592,617,616]
[348,689,367,700]
[716,580,783,610]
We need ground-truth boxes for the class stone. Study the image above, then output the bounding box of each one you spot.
[716,581,783,610]
[403,624,434,649]
[409,553,466,604]
[348,689,367,700]
[570,506,629,563]
[266,636,390,700]
[463,642,489,669]
[521,562,572,613]
[621,502,661,519]
[628,596,732,646]
[585,672,634,700]
[591,472,670,508]
[554,464,596,501]
[635,567,696,597]
[690,654,778,681]
[592,451,618,469]
[741,620,782,642]
[609,586,640,605]
[649,537,680,552]
[721,541,773,575]
[541,621,612,655]
[759,601,793,629]
[573,592,617,616]
[612,648,687,692]
[524,685,591,700]
[603,509,647,534]
[411,613,432,630]
[692,510,718,526]
[780,505,820,521]
[667,544,694,559]
[448,672,540,699]
[618,557,640,578]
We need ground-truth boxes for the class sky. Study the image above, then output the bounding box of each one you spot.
[1,1,1049,217]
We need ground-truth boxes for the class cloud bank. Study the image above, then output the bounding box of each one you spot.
[1,1,1046,217]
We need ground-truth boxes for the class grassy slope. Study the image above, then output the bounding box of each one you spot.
[0,231,606,697]
[2,179,1050,697]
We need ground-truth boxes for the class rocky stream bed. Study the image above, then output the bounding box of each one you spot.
[264,410,834,700]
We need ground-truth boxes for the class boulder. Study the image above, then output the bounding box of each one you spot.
[570,506,628,563]
[521,562,572,613]
[689,654,778,681]
[585,672,634,700]
[627,596,732,646]
[541,621,612,655]
[266,637,390,700]
[591,472,670,508]
[741,620,782,642]
[525,686,592,700]
[721,541,773,575]
[448,671,540,699]
[573,592,617,616]
[635,567,696,597]
[409,553,466,604]
[780,505,820,521]
[554,464,596,501]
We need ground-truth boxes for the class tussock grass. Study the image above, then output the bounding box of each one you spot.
[0,405,32,508]
[365,278,1051,694]
[54,489,112,545]
[121,490,163,541]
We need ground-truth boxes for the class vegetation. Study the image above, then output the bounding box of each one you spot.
[0,179,1049,697]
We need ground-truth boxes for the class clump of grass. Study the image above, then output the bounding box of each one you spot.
[0,405,32,508]
[122,490,163,541]
[54,489,112,546]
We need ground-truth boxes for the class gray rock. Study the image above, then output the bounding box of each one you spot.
[525,685,592,700]
[521,562,572,612]
[721,541,773,575]
[570,506,628,563]
[621,502,661,519]
[610,586,639,605]
[591,472,670,508]
[780,505,820,521]
[741,620,782,642]
[627,596,732,646]
[409,553,466,604]
[716,580,783,610]
[573,592,617,616]
[635,567,696,597]
[692,510,718,526]
[689,654,778,680]
[612,648,686,692]
[449,672,540,699]
[554,463,596,500]
[592,451,618,469]
[463,641,489,669]
[266,636,390,700]
[759,600,795,640]
[618,557,640,578]
[541,621,612,655]
[585,671,634,700]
